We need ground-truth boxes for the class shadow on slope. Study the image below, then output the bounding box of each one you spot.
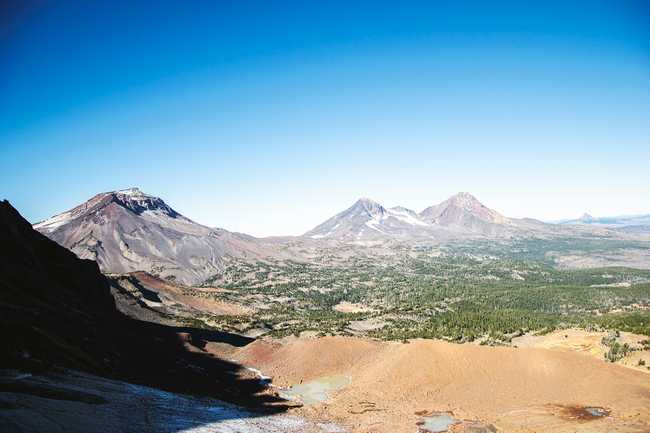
[0,368,313,433]
[0,200,291,428]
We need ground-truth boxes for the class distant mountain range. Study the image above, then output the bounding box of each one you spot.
[557,212,650,229]
[304,197,447,242]
[32,188,645,284]
[305,192,555,241]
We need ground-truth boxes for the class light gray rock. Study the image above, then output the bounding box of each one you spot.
[0,370,343,433]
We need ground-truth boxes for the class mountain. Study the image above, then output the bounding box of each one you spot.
[0,199,287,408]
[1,198,119,374]
[558,213,650,227]
[1,200,118,331]
[578,213,595,223]
[304,197,441,241]
[34,188,267,285]
[419,192,510,233]
[556,212,650,236]
[305,193,517,241]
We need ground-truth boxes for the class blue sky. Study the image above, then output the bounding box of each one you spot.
[1,0,649,236]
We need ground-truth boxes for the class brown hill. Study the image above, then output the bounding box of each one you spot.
[234,336,650,433]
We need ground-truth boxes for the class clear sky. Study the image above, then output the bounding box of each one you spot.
[1,1,649,236]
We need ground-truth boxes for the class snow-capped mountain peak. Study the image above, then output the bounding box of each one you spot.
[352,197,386,216]
[35,188,181,234]
[33,189,268,284]
[115,187,149,196]
[305,198,432,240]
[110,188,179,218]
[305,192,517,242]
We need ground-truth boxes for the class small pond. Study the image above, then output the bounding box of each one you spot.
[279,375,351,405]
[584,407,608,418]
[419,412,460,432]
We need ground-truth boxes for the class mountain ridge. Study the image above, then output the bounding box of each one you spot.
[33,188,271,285]
[305,192,517,241]
[33,188,644,283]
[558,212,650,227]
[419,192,509,225]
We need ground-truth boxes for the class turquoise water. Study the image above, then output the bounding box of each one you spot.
[279,375,351,405]
[421,412,459,432]
[585,407,608,417]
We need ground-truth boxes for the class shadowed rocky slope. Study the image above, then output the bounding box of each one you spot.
[0,200,287,410]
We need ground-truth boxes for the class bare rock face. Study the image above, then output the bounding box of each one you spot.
[34,188,265,285]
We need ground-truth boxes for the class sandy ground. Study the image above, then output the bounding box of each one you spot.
[551,249,650,270]
[130,271,254,315]
[333,302,374,314]
[513,328,650,374]
[230,336,650,433]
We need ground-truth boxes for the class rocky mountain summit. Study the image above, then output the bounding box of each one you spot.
[34,188,269,285]
[419,192,509,226]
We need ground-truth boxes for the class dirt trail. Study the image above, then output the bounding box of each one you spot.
[232,336,650,433]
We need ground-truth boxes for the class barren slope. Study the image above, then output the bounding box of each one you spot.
[234,336,650,433]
